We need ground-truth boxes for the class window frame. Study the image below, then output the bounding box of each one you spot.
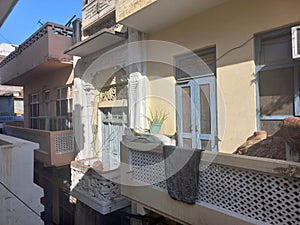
[175,47,216,81]
[175,47,218,151]
[30,93,40,129]
[56,86,73,117]
[255,27,300,131]
[43,90,50,116]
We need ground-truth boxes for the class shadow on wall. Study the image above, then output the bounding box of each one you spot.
[74,104,85,156]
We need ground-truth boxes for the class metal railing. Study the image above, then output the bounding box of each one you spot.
[0,115,24,123]
[30,116,72,131]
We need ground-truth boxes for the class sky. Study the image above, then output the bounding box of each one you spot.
[0,0,83,45]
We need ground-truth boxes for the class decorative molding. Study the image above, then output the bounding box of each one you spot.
[71,159,130,214]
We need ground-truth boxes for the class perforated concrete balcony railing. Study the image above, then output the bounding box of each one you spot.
[3,124,75,167]
[0,22,73,85]
[120,138,300,225]
[70,158,130,215]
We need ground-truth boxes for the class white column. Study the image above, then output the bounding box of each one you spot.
[127,28,147,130]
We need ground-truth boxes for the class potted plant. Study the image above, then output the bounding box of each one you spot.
[145,110,168,134]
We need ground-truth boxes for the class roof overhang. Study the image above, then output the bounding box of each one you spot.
[116,0,226,33]
[65,29,126,57]
[2,60,72,86]
[0,0,18,27]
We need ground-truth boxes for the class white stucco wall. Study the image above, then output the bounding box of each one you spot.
[0,134,44,225]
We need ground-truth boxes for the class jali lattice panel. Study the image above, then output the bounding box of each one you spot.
[129,149,300,225]
[55,133,74,154]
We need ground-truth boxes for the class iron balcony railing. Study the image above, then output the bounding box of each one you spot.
[30,116,72,131]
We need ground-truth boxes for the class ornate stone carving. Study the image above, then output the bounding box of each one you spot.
[70,159,129,214]
[99,86,117,102]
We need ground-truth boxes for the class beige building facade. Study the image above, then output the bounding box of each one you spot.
[116,0,300,153]
[115,1,300,224]
[62,0,300,224]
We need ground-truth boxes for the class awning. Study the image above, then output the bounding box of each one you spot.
[65,29,126,57]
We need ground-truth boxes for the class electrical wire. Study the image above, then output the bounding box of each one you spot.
[216,36,255,62]
[0,180,41,219]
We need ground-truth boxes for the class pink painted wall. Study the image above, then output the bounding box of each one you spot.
[23,65,73,128]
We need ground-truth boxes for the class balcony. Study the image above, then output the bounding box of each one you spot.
[0,22,73,85]
[120,137,300,225]
[70,158,130,215]
[116,0,226,33]
[3,124,75,167]
[82,0,116,35]
[66,16,126,57]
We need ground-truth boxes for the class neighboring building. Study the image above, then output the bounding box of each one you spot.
[0,85,24,132]
[0,44,23,131]
[0,43,18,62]
[0,2,43,224]
[0,22,76,224]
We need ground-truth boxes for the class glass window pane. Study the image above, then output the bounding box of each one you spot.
[31,104,39,117]
[259,68,294,116]
[183,138,192,148]
[260,120,282,135]
[61,87,68,99]
[39,118,45,130]
[44,91,50,102]
[200,84,211,134]
[181,87,191,133]
[176,48,216,80]
[201,140,211,151]
[31,118,38,129]
[56,101,60,116]
[260,34,292,65]
[60,100,68,116]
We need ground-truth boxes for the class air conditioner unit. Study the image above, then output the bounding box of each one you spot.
[292,25,300,59]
